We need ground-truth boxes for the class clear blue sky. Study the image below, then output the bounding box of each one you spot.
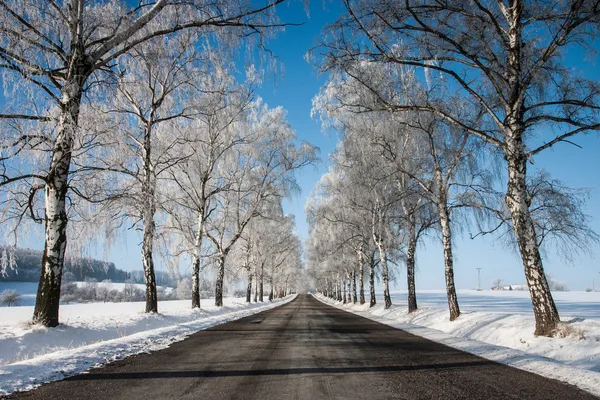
[4,1,599,292]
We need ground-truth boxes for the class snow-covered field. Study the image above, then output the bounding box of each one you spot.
[0,281,170,307]
[0,295,296,395]
[316,290,600,397]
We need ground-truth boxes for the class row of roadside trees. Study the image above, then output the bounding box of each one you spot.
[0,0,313,327]
[307,0,600,337]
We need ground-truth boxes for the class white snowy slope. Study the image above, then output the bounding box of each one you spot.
[315,290,600,397]
[0,295,296,396]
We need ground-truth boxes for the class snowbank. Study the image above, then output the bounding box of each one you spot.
[0,295,295,395]
[315,291,600,397]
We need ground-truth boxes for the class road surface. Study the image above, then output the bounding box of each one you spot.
[4,294,596,399]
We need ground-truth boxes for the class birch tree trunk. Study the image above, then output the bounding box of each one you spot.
[369,255,376,307]
[269,277,274,301]
[343,278,347,304]
[141,202,158,313]
[437,199,460,321]
[33,80,85,327]
[246,266,253,303]
[406,220,418,313]
[503,2,559,336]
[505,141,559,335]
[377,243,392,309]
[191,209,205,309]
[259,263,264,302]
[358,251,365,305]
[141,122,158,313]
[351,270,357,304]
[253,263,258,302]
[215,252,226,306]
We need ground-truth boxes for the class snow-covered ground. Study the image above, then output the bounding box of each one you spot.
[315,290,600,397]
[0,295,295,395]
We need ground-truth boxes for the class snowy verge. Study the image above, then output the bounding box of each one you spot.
[314,294,600,397]
[0,295,296,396]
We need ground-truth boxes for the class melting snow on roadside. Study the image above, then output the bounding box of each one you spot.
[0,295,295,395]
[315,290,600,397]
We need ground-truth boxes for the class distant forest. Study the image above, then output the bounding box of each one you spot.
[0,247,174,286]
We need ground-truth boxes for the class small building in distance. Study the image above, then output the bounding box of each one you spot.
[491,284,527,291]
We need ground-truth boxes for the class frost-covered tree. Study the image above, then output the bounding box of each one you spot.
[0,0,291,327]
[316,0,600,335]
[0,289,21,306]
[204,100,316,306]
[87,33,204,313]
[163,68,254,309]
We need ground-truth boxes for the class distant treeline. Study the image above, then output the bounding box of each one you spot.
[0,247,177,285]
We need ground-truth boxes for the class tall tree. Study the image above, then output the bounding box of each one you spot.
[0,0,290,327]
[94,33,203,313]
[205,100,316,306]
[318,0,600,335]
[164,71,254,309]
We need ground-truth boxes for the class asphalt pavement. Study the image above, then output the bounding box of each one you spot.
[4,294,596,399]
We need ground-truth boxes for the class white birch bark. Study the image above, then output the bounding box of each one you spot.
[406,218,418,313]
[358,250,365,305]
[191,209,205,309]
[33,82,83,326]
[505,141,559,335]
[369,253,376,307]
[351,269,357,304]
[141,123,158,313]
[215,252,226,307]
[502,1,560,336]
[259,262,264,302]
[373,206,392,309]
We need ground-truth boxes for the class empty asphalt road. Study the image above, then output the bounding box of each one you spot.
[4,294,596,399]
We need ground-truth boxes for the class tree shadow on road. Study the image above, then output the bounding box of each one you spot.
[68,360,496,381]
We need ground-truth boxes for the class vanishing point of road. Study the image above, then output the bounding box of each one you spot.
[4,295,596,399]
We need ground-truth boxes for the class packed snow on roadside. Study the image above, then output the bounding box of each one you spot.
[316,290,600,397]
[0,295,295,395]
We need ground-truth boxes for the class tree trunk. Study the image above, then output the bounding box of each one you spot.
[377,244,392,309]
[33,74,89,327]
[269,277,274,301]
[141,206,158,313]
[343,278,347,304]
[358,251,365,305]
[246,266,253,303]
[191,209,205,309]
[259,263,264,302]
[369,254,376,307]
[253,263,258,302]
[351,270,357,304]
[215,253,226,306]
[438,200,460,321]
[501,0,558,337]
[506,143,560,336]
[407,220,418,313]
[141,122,158,314]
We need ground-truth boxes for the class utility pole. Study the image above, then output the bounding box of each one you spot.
[476,268,482,291]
